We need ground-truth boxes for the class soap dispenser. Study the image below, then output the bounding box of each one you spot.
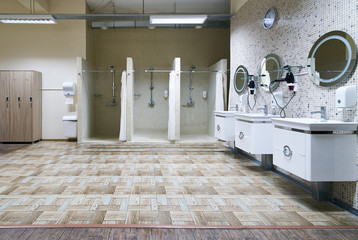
[336,86,356,110]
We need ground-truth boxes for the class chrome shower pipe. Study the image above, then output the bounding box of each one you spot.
[108,65,117,106]
[148,66,155,107]
[182,65,196,107]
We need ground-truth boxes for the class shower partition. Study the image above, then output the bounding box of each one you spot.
[77,57,95,143]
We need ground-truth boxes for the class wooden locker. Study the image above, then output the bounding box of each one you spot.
[0,70,42,142]
[0,71,10,142]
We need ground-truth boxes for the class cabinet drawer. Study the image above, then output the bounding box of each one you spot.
[273,128,306,179]
[215,116,226,140]
[273,145,306,179]
[235,120,251,152]
[274,128,306,156]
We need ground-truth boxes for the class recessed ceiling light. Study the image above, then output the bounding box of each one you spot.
[148,25,155,30]
[195,25,203,29]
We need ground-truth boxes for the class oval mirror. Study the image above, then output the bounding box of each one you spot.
[308,31,357,86]
[234,65,249,94]
[259,54,282,91]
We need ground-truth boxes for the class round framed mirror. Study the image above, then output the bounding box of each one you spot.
[234,65,249,94]
[308,31,357,86]
[259,54,282,91]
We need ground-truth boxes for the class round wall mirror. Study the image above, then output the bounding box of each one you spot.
[234,65,249,94]
[259,54,282,91]
[308,31,357,86]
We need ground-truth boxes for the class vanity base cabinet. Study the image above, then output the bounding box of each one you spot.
[235,120,274,154]
[273,128,356,181]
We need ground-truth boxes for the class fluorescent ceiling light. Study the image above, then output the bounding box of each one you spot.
[0,15,56,24]
[150,15,207,25]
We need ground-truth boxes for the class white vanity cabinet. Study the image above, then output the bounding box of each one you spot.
[234,113,278,154]
[214,111,236,141]
[272,118,357,181]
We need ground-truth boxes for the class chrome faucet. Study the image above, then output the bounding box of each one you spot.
[310,106,327,122]
[257,105,268,115]
[235,104,239,111]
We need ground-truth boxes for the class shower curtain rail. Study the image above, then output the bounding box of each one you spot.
[82,69,123,73]
[137,69,230,73]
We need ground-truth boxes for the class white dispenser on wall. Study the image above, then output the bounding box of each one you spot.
[336,85,356,110]
[239,94,248,112]
[63,82,76,104]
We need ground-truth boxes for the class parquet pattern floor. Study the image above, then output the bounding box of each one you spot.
[0,141,357,226]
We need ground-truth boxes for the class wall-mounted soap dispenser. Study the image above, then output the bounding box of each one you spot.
[164,89,168,99]
[336,85,356,110]
[202,91,207,99]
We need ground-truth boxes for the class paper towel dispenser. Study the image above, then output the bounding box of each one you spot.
[336,85,356,110]
[63,82,76,96]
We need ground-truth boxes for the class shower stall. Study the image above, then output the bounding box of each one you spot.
[132,66,169,142]
[78,58,121,142]
[78,57,226,143]
[180,59,227,141]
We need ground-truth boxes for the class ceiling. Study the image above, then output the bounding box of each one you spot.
[86,0,231,14]
[84,0,232,28]
[9,0,233,28]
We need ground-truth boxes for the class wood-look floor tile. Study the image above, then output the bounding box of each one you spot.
[0,141,357,226]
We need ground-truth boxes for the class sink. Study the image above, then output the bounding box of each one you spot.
[214,111,237,117]
[235,113,280,122]
[271,118,358,131]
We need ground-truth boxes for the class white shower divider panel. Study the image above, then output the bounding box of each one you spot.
[168,70,176,141]
[119,70,127,141]
[126,57,134,141]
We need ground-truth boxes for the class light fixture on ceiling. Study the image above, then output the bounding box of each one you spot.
[0,15,57,24]
[150,15,207,25]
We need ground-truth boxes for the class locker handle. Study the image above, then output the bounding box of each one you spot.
[30,97,33,108]
[18,97,21,107]
[6,96,9,108]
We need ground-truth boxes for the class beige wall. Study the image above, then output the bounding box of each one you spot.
[231,0,248,14]
[92,28,230,138]
[0,0,87,139]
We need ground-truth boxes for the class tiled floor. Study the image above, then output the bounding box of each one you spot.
[0,141,357,226]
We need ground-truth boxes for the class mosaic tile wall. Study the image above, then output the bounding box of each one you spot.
[229,0,358,209]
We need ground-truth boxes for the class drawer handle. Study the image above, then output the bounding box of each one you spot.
[6,96,9,108]
[283,145,292,157]
[217,125,220,131]
[239,132,244,139]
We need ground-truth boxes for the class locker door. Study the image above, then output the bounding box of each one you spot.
[0,72,10,142]
[10,71,33,142]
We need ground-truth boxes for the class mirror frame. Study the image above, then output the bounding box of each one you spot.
[234,65,249,94]
[307,30,357,87]
[259,53,282,92]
